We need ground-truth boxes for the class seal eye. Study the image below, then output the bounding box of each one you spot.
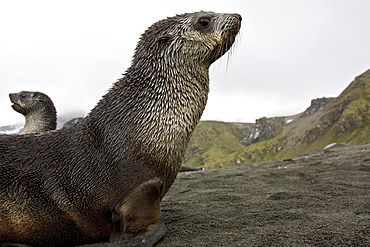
[198,17,211,28]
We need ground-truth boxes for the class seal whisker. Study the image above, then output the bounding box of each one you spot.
[226,33,242,68]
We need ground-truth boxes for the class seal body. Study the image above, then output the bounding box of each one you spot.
[0,11,241,246]
[9,91,57,134]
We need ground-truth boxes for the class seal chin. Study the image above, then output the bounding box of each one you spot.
[11,103,22,113]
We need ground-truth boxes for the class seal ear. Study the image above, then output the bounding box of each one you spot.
[157,33,174,43]
[36,94,47,103]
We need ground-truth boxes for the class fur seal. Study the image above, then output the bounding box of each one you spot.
[0,11,241,246]
[9,91,57,134]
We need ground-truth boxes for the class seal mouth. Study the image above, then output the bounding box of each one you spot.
[9,95,20,106]
[9,96,19,107]
[10,102,20,107]
[215,29,241,61]
[9,94,25,113]
[215,14,242,63]
[10,102,23,114]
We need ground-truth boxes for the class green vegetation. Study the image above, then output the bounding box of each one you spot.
[183,69,370,169]
[184,121,249,167]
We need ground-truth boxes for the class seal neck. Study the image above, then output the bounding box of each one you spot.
[86,63,209,162]
[22,108,57,134]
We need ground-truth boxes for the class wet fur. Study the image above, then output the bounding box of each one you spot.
[0,11,241,246]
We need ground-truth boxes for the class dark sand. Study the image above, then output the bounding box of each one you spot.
[85,143,370,247]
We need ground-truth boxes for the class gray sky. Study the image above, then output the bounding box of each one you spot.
[1,0,370,127]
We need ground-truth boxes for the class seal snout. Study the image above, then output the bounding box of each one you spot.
[225,13,242,34]
[9,93,16,103]
[232,13,242,22]
[222,13,242,37]
[9,93,20,109]
[9,92,28,105]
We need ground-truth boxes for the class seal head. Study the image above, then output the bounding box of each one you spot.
[9,91,57,134]
[136,11,241,67]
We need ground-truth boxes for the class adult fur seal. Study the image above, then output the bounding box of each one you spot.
[0,11,241,246]
[9,91,57,134]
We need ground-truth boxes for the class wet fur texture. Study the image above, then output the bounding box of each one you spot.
[9,91,57,134]
[0,11,241,246]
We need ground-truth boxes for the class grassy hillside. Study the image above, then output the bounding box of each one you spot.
[184,121,252,167]
[184,69,370,169]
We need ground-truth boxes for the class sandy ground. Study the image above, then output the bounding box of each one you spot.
[86,143,370,247]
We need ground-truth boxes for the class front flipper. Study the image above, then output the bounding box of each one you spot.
[110,218,166,247]
[110,178,166,246]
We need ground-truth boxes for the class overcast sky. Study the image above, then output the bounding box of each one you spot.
[1,0,370,127]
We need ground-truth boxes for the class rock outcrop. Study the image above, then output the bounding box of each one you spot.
[241,117,286,146]
[303,97,334,116]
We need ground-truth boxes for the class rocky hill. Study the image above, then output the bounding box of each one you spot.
[184,69,370,169]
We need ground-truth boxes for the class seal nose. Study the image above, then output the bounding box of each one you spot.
[232,14,242,21]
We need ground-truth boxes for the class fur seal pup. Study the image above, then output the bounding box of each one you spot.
[9,91,57,134]
[0,11,241,246]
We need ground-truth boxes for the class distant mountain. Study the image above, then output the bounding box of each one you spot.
[0,123,23,134]
[184,69,370,169]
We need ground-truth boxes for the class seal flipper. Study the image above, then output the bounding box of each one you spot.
[110,219,166,247]
[110,178,166,246]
